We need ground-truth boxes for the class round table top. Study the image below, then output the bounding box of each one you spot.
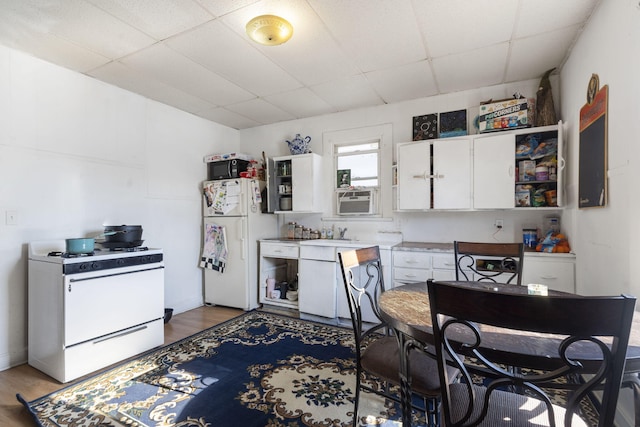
[379,281,640,373]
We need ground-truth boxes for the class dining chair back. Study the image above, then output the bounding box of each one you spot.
[427,279,636,427]
[339,246,454,426]
[454,241,525,285]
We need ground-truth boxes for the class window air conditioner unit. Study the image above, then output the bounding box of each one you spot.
[336,188,377,216]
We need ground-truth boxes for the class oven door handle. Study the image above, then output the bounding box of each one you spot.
[67,266,165,290]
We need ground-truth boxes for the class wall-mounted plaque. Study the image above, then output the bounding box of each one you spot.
[579,74,608,209]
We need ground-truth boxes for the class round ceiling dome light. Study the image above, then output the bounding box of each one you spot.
[246,14,293,46]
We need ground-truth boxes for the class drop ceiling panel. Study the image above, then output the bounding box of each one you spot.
[263,87,336,118]
[120,43,255,106]
[165,20,302,96]
[225,98,295,124]
[506,27,578,82]
[89,61,217,115]
[365,60,438,104]
[197,0,262,18]
[415,0,518,58]
[196,107,261,129]
[0,31,109,73]
[311,75,385,112]
[33,0,156,59]
[516,0,599,37]
[433,43,509,93]
[85,0,214,40]
[309,0,426,72]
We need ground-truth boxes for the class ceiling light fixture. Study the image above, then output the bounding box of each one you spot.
[246,14,293,46]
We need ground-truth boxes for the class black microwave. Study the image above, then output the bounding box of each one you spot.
[207,159,251,180]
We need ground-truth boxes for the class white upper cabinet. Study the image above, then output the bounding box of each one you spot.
[397,141,430,210]
[396,122,564,211]
[271,153,323,213]
[473,133,516,209]
[397,138,471,210]
[473,122,564,209]
[433,139,472,209]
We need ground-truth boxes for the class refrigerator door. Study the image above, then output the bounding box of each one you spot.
[203,179,261,217]
[203,216,251,309]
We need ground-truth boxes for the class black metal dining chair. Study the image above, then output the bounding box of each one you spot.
[427,279,636,427]
[454,241,525,285]
[339,246,457,427]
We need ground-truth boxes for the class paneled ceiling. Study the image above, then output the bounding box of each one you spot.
[0,0,601,129]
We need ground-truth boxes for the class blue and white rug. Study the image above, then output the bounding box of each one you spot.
[18,311,413,427]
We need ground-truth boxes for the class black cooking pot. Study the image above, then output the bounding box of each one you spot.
[103,225,143,243]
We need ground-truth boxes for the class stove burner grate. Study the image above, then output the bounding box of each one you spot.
[48,251,95,258]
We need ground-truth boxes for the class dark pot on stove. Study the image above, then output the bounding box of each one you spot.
[103,225,143,243]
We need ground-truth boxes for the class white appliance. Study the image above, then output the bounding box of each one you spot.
[201,178,277,310]
[336,188,378,216]
[28,240,165,383]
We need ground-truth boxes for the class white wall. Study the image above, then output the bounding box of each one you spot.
[0,45,240,370]
[240,78,561,244]
[560,0,640,298]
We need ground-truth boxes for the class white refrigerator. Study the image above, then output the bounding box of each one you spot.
[201,178,277,310]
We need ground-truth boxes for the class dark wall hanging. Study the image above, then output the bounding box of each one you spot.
[579,74,608,208]
[412,113,437,140]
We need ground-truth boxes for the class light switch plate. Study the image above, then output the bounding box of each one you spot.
[6,210,19,225]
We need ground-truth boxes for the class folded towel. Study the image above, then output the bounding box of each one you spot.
[200,223,228,272]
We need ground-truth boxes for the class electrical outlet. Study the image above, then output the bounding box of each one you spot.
[6,210,19,225]
[494,219,504,229]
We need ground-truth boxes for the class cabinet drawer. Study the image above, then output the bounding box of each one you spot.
[300,245,336,262]
[522,259,575,294]
[261,242,299,259]
[393,267,431,283]
[393,251,431,269]
[432,253,455,270]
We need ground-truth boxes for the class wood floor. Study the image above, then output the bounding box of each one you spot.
[0,305,243,426]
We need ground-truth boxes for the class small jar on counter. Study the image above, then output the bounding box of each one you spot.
[294,224,303,239]
[310,229,320,239]
[287,222,296,239]
[302,227,311,239]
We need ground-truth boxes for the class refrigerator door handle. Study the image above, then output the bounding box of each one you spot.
[239,218,246,260]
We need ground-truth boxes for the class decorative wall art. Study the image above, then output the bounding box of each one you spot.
[337,169,351,188]
[578,74,608,208]
[439,109,467,138]
[412,113,438,140]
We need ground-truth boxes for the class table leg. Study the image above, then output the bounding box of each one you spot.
[397,332,413,427]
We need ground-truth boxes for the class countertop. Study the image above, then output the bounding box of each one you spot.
[260,238,574,258]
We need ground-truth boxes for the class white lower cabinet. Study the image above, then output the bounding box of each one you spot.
[392,250,457,284]
[298,245,338,319]
[392,247,576,294]
[522,253,576,294]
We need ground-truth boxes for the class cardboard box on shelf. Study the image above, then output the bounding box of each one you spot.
[519,160,536,182]
[479,98,529,133]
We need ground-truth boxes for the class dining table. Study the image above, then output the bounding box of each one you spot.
[378,280,640,427]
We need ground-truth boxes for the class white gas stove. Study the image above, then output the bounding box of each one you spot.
[28,240,165,383]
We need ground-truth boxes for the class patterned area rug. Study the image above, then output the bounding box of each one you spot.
[18,311,409,427]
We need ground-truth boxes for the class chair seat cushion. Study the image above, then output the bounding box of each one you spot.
[448,383,589,426]
[361,336,457,397]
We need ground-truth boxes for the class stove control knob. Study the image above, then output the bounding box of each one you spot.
[91,262,99,270]
[79,263,88,270]
[116,259,125,266]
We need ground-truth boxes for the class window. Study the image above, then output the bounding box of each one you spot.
[334,140,380,188]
